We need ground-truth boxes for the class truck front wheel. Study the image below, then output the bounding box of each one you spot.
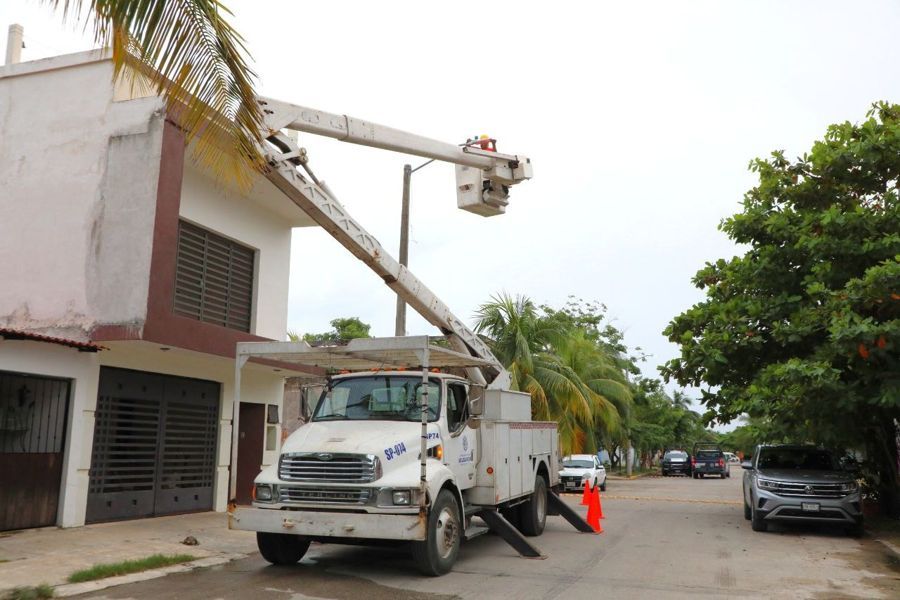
[518,475,548,537]
[411,489,461,576]
[256,532,310,565]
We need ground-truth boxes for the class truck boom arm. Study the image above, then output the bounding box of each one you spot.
[258,98,533,388]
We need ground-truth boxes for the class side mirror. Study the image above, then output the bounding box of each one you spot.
[469,385,485,417]
[741,460,753,470]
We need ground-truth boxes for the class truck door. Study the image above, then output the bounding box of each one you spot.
[444,382,476,490]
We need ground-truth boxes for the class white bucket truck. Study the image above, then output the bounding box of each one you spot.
[227,98,595,575]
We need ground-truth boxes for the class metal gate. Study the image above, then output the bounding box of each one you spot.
[0,371,70,531]
[86,367,219,523]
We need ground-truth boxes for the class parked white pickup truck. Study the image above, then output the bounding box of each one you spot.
[228,338,589,576]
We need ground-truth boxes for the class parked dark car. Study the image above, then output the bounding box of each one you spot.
[691,443,729,479]
[742,444,863,536]
[661,450,691,476]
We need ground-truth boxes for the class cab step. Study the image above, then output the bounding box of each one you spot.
[464,522,490,540]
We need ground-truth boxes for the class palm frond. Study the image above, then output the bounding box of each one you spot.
[45,0,264,188]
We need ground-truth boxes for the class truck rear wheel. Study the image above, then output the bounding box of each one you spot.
[256,532,310,565]
[411,489,461,576]
[518,475,548,537]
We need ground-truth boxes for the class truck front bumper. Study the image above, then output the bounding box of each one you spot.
[228,507,427,541]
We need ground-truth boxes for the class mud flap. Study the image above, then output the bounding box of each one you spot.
[547,490,596,533]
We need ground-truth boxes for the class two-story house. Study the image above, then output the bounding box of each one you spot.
[0,49,316,531]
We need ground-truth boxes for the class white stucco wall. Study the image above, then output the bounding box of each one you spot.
[0,340,101,528]
[0,52,165,340]
[179,167,293,340]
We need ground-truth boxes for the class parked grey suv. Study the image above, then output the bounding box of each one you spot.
[742,445,863,536]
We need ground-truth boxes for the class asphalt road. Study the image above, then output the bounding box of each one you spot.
[74,474,900,600]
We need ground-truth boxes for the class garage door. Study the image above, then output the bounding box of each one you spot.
[0,371,70,531]
[86,367,219,523]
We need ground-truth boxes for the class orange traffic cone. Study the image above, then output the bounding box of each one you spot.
[587,488,603,533]
[580,480,591,505]
[595,486,605,520]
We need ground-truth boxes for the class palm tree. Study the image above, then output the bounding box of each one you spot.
[474,293,629,455]
[45,0,264,187]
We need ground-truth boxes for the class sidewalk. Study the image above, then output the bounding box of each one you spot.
[0,512,256,597]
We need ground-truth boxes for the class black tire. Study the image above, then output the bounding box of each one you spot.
[662,470,668,476]
[600,479,607,492]
[847,519,864,538]
[692,472,698,479]
[411,489,461,576]
[519,475,548,537]
[743,501,752,521]
[751,506,768,532]
[721,473,726,479]
[256,532,310,565]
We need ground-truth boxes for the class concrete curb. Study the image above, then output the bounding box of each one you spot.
[53,553,248,598]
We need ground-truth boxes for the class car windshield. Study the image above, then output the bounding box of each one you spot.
[563,459,594,469]
[696,451,721,460]
[757,448,837,470]
[665,451,687,459]
[312,375,441,422]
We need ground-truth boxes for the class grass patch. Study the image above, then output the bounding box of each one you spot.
[3,584,54,600]
[67,554,196,583]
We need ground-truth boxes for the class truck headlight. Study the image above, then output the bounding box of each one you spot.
[254,484,274,502]
[392,490,411,505]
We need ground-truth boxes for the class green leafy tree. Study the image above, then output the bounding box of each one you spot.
[662,103,900,514]
[46,0,264,186]
[289,317,372,344]
[474,294,632,455]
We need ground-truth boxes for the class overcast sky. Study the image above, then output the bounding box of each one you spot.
[3,1,899,416]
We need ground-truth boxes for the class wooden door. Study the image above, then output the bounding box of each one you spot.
[235,403,265,505]
[0,371,70,531]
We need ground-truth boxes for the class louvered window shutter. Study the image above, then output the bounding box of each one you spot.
[174,220,255,332]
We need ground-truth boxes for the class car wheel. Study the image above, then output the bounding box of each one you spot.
[743,500,751,521]
[411,489,462,576]
[751,506,768,532]
[257,532,310,565]
[847,519,864,538]
[600,479,607,492]
[692,472,698,479]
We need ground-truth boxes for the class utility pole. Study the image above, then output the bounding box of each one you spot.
[394,164,412,336]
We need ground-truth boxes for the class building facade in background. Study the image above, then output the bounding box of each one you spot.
[0,50,315,530]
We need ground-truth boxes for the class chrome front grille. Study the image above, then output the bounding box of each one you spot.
[279,486,372,505]
[279,453,379,483]
[767,481,851,498]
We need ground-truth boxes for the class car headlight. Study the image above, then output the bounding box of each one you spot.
[254,484,274,502]
[581,474,591,480]
[839,481,859,493]
[757,478,779,491]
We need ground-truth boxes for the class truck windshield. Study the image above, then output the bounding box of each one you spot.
[312,376,441,423]
[757,448,837,470]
